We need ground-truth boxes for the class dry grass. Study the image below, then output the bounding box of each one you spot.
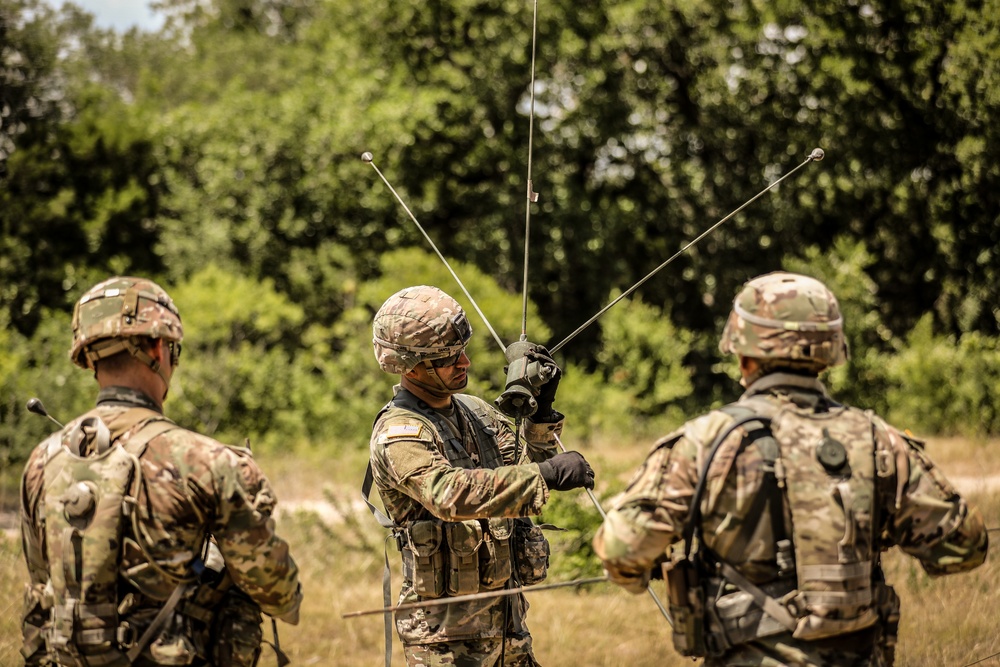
[2,435,997,666]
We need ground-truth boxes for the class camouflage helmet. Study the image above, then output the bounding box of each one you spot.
[70,276,184,371]
[719,272,847,369]
[373,285,472,374]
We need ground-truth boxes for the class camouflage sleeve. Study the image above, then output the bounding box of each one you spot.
[19,442,51,664]
[876,421,988,576]
[520,415,563,463]
[593,430,697,594]
[372,414,549,521]
[207,446,303,621]
[489,402,562,465]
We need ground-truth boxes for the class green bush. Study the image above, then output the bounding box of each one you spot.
[784,236,893,415]
[0,308,94,469]
[886,315,1000,437]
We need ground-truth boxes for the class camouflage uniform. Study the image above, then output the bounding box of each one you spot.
[368,286,591,667]
[594,272,988,667]
[19,277,302,667]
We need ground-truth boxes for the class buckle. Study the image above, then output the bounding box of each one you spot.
[117,622,137,648]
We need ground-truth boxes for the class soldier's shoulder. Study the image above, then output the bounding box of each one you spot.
[145,424,252,469]
[454,393,493,412]
[682,407,745,450]
[374,409,436,446]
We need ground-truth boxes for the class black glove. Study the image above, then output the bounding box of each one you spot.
[528,345,561,422]
[537,451,595,491]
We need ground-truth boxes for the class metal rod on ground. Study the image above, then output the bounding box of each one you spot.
[553,432,673,627]
[550,148,826,355]
[343,576,609,619]
[362,152,508,353]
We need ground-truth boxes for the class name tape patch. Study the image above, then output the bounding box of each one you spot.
[386,424,423,439]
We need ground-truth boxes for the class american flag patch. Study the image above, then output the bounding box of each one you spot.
[386,424,423,439]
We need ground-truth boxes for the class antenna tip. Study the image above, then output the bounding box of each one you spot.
[361,151,374,163]
[809,148,825,161]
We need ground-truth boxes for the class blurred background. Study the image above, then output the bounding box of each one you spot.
[2,1,999,662]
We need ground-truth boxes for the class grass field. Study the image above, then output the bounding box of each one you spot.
[2,435,997,666]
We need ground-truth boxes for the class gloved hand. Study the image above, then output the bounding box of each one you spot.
[537,451,595,491]
[528,345,561,422]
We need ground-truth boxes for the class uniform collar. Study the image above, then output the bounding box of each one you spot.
[96,385,163,413]
[742,372,830,400]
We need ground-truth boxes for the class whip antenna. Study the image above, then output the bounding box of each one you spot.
[362,152,507,352]
[550,148,826,354]
[519,0,540,341]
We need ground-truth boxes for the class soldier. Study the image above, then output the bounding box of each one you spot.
[593,271,988,667]
[366,285,595,667]
[19,276,302,667]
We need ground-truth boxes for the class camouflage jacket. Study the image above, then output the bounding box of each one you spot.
[594,373,988,666]
[369,386,561,645]
[20,386,302,663]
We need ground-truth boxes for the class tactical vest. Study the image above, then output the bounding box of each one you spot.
[363,391,550,586]
[37,407,181,667]
[665,392,899,657]
[381,392,517,595]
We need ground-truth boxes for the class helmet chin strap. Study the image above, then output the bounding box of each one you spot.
[406,361,459,400]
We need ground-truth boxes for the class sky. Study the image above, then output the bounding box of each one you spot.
[54,0,165,32]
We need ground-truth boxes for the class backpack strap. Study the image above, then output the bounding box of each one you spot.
[682,403,806,642]
[682,405,771,557]
[362,399,405,667]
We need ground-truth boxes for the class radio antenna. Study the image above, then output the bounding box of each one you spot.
[550,148,826,354]
[362,152,507,353]
[519,0,540,342]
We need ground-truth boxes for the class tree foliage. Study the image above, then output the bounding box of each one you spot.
[2,0,999,465]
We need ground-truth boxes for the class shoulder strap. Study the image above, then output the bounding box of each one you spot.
[116,408,180,458]
[453,395,504,469]
[362,400,397,529]
[682,405,771,557]
[361,463,395,529]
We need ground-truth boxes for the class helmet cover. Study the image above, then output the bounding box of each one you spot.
[70,276,183,370]
[372,285,472,374]
[719,272,847,369]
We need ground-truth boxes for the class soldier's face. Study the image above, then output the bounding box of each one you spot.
[413,350,471,391]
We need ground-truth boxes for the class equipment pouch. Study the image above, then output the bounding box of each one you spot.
[874,579,900,655]
[403,520,446,599]
[445,520,483,596]
[211,590,263,667]
[513,519,549,586]
[664,558,708,657]
[479,518,513,590]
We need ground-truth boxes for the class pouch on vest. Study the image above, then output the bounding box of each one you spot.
[663,556,709,657]
[42,416,137,667]
[445,520,483,596]
[512,519,549,586]
[770,405,880,641]
[402,520,445,598]
[478,518,512,590]
[211,589,264,667]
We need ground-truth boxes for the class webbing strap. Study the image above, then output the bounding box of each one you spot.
[718,562,798,632]
[126,580,188,663]
[20,623,45,659]
[362,463,395,529]
[798,560,872,583]
[683,412,769,556]
[381,534,395,667]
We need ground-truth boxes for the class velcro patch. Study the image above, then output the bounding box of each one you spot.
[386,424,423,439]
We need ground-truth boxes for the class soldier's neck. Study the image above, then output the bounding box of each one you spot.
[96,368,166,411]
[400,375,453,409]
